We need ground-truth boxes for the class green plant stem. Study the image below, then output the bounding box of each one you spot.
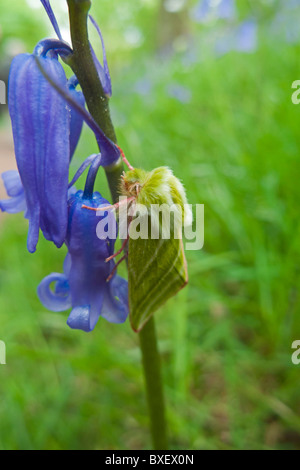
[66,0,115,142]
[66,0,168,450]
[66,0,122,203]
[139,317,168,449]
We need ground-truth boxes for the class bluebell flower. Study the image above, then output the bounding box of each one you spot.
[7,33,120,252]
[235,20,257,53]
[192,0,236,23]
[218,0,236,20]
[215,19,257,55]
[3,1,130,333]
[270,1,300,45]
[38,189,129,332]
[166,83,191,104]
[192,0,210,22]
[8,40,74,253]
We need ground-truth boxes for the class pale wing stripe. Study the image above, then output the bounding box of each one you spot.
[136,243,183,325]
[129,236,165,285]
[138,265,183,327]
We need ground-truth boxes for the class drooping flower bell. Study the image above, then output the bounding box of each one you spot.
[66,190,128,331]
[8,39,73,253]
[38,157,129,332]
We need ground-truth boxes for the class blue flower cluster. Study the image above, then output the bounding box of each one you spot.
[192,0,257,55]
[0,0,128,332]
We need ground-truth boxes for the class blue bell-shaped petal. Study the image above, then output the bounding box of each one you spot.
[37,190,129,332]
[8,47,70,253]
[66,190,128,331]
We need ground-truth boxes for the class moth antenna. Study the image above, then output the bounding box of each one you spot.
[105,234,129,263]
[116,145,134,171]
[106,254,128,282]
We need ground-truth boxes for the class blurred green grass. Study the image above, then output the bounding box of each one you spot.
[1,0,300,450]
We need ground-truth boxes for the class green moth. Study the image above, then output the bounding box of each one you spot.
[83,158,192,332]
[119,165,192,332]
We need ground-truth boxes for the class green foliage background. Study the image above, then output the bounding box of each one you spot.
[0,0,300,450]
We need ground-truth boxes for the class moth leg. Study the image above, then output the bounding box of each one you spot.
[116,145,134,171]
[114,196,135,210]
[82,203,114,212]
[82,196,135,212]
[105,234,129,262]
[106,254,128,282]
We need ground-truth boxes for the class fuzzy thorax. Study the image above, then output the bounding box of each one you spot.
[120,166,193,228]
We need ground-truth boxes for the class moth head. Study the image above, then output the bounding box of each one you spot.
[120,166,192,227]
[120,168,148,198]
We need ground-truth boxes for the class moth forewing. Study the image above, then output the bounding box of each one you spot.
[120,166,190,332]
[128,202,149,240]
[149,203,184,240]
[128,213,188,332]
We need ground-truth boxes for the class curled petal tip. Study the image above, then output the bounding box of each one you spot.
[33,39,73,59]
[38,273,72,312]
